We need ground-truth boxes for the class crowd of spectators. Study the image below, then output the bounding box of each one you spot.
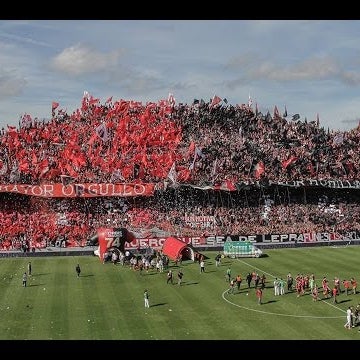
[0,94,359,185]
[0,94,360,250]
[1,186,359,250]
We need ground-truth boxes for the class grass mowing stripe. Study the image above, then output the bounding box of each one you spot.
[50,259,70,339]
[77,259,113,339]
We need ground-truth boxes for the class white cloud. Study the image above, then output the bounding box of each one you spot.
[0,71,27,98]
[50,44,124,76]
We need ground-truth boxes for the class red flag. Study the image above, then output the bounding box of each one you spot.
[282,156,298,169]
[215,179,237,191]
[177,168,191,182]
[224,179,237,191]
[52,101,59,110]
[7,125,17,133]
[210,95,222,109]
[89,97,100,105]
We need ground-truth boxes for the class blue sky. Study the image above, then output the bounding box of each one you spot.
[1,19,360,131]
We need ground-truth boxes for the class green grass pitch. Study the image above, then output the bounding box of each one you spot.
[0,245,359,340]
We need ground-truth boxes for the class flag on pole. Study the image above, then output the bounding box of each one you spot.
[210,95,222,109]
[274,105,280,118]
[283,106,288,118]
[248,94,253,108]
[211,158,219,179]
[168,93,176,107]
[20,113,32,128]
[167,162,178,184]
[60,174,76,186]
[52,101,59,111]
[282,156,298,169]
[95,122,109,142]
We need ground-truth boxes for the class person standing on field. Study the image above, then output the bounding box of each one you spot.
[344,306,352,329]
[311,284,320,301]
[215,253,221,267]
[22,272,27,287]
[167,269,173,284]
[332,286,338,304]
[200,259,205,273]
[144,289,150,308]
[226,267,231,282]
[76,264,81,277]
[246,272,252,288]
[27,262,32,276]
[236,274,242,292]
[177,270,184,285]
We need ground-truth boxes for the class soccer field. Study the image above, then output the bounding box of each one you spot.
[0,245,359,340]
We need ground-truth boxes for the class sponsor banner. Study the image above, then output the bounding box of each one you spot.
[123,231,360,250]
[0,183,155,197]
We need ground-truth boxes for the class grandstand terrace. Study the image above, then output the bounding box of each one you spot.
[0,94,359,251]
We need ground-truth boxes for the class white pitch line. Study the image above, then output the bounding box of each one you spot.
[237,259,277,279]
[222,290,344,318]
[321,300,347,313]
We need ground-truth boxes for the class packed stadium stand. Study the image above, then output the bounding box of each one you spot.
[1,94,359,252]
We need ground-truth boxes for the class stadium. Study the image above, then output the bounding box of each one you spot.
[0,94,359,340]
